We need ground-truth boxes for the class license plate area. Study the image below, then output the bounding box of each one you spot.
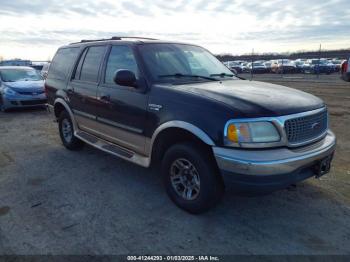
[314,154,333,178]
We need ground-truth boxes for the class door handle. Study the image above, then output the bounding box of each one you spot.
[99,95,111,103]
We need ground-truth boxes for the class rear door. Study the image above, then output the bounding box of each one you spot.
[94,44,149,154]
[67,45,107,132]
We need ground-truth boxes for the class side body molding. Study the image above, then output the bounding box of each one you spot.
[52,103,215,168]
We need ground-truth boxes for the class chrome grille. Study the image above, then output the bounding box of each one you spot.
[284,109,328,144]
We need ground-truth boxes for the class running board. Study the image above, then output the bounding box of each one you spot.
[75,131,150,167]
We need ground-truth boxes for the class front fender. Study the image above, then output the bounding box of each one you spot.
[151,120,215,146]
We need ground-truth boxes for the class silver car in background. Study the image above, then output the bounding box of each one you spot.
[41,62,51,79]
[0,66,47,111]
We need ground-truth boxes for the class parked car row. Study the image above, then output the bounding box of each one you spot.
[0,60,51,79]
[223,58,346,75]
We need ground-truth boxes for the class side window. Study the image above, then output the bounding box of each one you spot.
[79,46,106,83]
[73,48,88,80]
[105,46,139,84]
[48,47,79,80]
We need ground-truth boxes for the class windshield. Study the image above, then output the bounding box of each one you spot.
[0,68,42,82]
[138,44,236,83]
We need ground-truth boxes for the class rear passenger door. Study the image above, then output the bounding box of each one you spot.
[95,45,148,154]
[68,45,107,132]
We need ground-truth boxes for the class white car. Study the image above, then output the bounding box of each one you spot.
[41,62,51,79]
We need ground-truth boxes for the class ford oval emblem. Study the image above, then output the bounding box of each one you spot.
[311,122,321,130]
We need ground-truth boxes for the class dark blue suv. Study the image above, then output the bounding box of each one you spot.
[46,37,336,213]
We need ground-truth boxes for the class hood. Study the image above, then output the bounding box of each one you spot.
[172,80,324,117]
[3,80,44,93]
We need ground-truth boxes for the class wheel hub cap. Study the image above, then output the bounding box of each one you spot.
[170,158,200,201]
[62,118,73,142]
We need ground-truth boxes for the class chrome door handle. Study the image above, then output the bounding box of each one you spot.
[99,95,111,102]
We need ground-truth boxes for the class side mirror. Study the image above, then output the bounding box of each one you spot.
[113,70,137,88]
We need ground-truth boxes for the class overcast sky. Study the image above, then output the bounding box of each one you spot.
[0,0,349,60]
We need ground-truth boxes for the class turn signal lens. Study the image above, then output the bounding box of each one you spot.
[227,123,252,143]
[227,124,238,142]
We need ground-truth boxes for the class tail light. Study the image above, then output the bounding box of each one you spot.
[342,61,348,73]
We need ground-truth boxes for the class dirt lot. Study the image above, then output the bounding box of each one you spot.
[0,75,349,255]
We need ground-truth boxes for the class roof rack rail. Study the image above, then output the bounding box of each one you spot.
[111,36,159,40]
[70,36,158,45]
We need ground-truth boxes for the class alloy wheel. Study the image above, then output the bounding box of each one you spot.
[61,118,73,143]
[170,158,201,201]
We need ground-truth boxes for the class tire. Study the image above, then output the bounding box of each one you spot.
[161,142,224,214]
[58,110,84,150]
[342,73,350,82]
[0,96,8,112]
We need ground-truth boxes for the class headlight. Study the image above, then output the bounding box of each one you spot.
[4,87,17,95]
[225,121,280,146]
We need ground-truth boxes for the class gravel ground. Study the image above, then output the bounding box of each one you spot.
[0,76,349,255]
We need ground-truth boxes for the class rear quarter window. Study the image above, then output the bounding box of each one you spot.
[48,47,79,80]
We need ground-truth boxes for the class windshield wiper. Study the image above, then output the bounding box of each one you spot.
[210,73,234,77]
[158,73,218,81]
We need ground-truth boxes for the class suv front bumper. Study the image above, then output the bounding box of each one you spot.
[213,131,336,192]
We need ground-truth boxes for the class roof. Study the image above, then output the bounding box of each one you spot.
[65,36,189,48]
[0,66,35,70]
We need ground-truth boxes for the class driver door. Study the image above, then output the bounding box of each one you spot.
[94,45,149,155]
